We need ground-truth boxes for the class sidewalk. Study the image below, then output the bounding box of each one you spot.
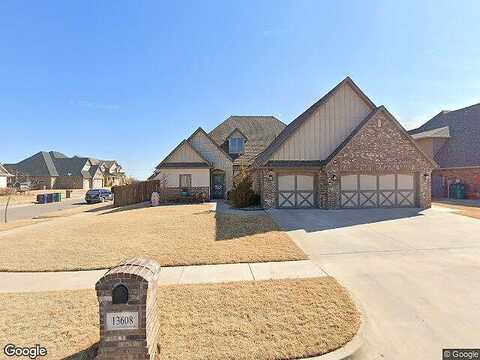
[0,260,326,293]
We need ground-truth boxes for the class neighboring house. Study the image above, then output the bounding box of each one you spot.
[0,164,13,188]
[150,116,286,199]
[100,160,126,187]
[409,103,480,199]
[152,77,436,209]
[5,151,126,190]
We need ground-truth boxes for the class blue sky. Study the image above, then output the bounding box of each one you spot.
[2,1,479,179]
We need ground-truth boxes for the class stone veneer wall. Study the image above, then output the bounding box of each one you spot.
[418,171,432,208]
[259,169,276,209]
[325,109,435,209]
[317,171,328,208]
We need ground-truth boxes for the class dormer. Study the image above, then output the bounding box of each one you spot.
[227,128,247,155]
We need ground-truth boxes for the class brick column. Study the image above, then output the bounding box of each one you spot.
[326,171,340,209]
[95,258,161,360]
[261,170,276,209]
[419,171,432,209]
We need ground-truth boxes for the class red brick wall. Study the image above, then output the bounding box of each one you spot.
[433,168,480,199]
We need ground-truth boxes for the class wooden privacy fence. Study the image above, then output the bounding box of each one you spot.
[112,180,162,207]
[112,180,210,207]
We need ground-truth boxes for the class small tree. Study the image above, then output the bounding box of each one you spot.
[124,176,139,185]
[229,166,258,208]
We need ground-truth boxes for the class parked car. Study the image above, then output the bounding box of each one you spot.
[15,182,31,192]
[85,189,114,204]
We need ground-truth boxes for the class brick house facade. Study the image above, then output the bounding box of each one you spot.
[255,78,436,210]
[409,103,480,199]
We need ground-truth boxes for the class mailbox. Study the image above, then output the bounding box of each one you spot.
[95,257,161,360]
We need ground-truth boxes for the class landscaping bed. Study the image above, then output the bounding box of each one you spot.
[0,277,360,360]
[0,203,305,271]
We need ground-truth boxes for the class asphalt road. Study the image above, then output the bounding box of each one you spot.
[1,198,88,222]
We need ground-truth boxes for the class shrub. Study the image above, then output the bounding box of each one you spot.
[229,171,259,208]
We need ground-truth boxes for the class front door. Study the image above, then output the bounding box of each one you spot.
[212,173,225,199]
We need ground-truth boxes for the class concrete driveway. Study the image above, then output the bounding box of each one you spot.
[269,206,480,360]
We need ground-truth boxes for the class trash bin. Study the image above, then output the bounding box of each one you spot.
[450,183,466,199]
[37,194,46,204]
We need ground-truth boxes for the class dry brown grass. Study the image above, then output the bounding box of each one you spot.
[0,289,99,360]
[434,202,480,220]
[0,278,360,360]
[158,277,360,360]
[0,204,305,271]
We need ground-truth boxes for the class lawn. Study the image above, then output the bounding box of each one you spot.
[434,201,480,220]
[0,203,305,271]
[0,277,360,360]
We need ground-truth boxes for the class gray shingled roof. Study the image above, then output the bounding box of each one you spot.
[0,164,13,176]
[209,116,286,166]
[5,151,59,177]
[5,151,119,178]
[409,103,480,167]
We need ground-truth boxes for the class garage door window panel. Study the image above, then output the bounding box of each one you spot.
[396,174,415,207]
[296,175,314,208]
[341,175,359,208]
[379,174,396,207]
[278,175,296,208]
[359,175,377,208]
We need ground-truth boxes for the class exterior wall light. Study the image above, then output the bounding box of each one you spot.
[330,174,337,182]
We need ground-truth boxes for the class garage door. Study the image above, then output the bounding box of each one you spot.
[278,174,314,208]
[340,174,416,208]
[92,179,103,189]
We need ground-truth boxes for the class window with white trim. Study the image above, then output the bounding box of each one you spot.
[179,174,192,188]
[229,138,245,154]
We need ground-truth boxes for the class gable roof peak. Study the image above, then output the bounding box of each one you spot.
[254,77,376,165]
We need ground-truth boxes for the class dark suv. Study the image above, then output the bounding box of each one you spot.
[85,189,114,204]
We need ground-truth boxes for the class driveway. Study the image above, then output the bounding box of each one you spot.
[269,206,480,360]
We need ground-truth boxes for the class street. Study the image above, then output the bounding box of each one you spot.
[2,198,88,223]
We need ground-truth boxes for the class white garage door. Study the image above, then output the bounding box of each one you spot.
[92,179,103,189]
[340,174,416,208]
[278,174,314,208]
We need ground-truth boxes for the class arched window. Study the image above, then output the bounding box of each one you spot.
[112,284,129,304]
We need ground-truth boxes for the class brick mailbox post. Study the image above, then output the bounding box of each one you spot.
[95,257,161,360]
